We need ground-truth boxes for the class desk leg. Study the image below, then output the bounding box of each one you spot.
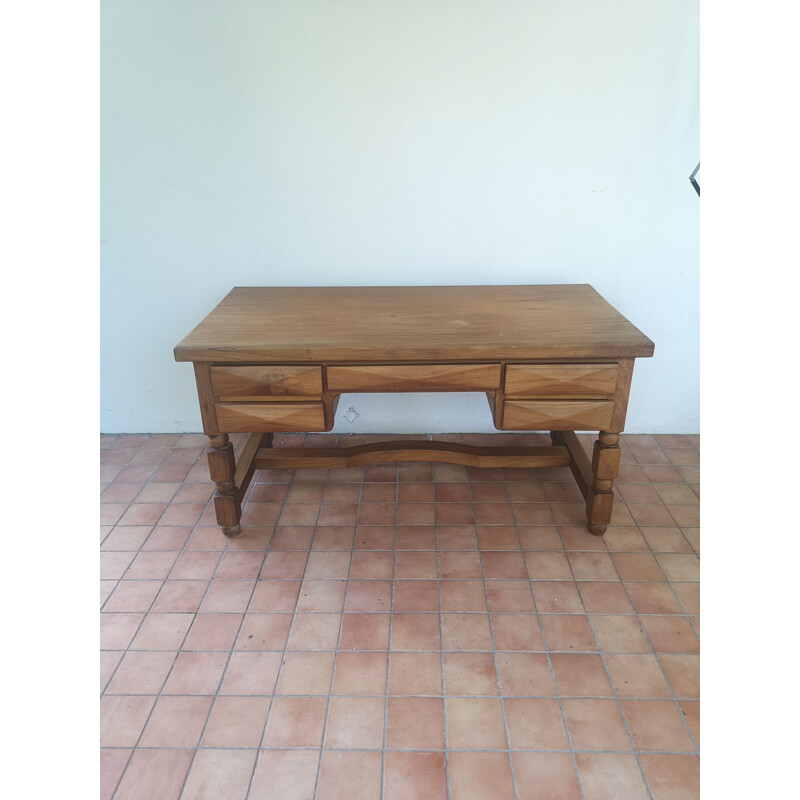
[206,434,242,538]
[586,432,621,535]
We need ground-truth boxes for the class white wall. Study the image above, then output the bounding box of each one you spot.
[101,0,699,434]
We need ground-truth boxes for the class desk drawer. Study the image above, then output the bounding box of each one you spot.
[215,402,327,433]
[505,363,618,398]
[210,366,322,399]
[502,400,614,431]
[327,364,501,392]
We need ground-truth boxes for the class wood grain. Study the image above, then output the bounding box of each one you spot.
[210,365,322,398]
[504,363,618,398]
[215,402,327,433]
[502,400,614,431]
[327,363,501,392]
[253,441,571,470]
[174,285,655,363]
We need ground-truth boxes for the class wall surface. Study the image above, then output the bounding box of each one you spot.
[101,0,699,434]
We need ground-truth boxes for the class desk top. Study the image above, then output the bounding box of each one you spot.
[174,285,654,363]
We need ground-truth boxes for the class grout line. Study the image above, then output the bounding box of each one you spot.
[470,469,520,800]
[379,469,399,800]
[562,534,656,800]
[606,486,701,755]
[512,478,587,800]
[108,436,221,800]
[175,440,281,800]
[309,437,362,800]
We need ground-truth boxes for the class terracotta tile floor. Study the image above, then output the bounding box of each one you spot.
[100,432,699,800]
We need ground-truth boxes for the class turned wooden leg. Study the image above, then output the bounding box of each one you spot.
[207,433,242,537]
[586,432,621,535]
[550,430,565,446]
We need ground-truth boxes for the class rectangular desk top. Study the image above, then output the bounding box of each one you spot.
[174,285,654,363]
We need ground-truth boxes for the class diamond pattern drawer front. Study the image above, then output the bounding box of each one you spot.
[327,364,501,392]
[210,366,322,399]
[502,400,614,431]
[504,364,618,398]
[215,402,327,433]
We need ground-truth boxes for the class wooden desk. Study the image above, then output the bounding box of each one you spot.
[174,285,654,538]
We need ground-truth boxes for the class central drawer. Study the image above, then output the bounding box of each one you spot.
[327,364,501,392]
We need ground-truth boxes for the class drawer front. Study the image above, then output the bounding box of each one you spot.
[210,366,322,399]
[502,400,614,431]
[327,364,501,392]
[505,363,618,398]
[215,402,327,433]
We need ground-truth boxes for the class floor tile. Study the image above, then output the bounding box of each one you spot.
[386,696,445,748]
[590,615,650,653]
[150,580,209,613]
[512,751,581,800]
[531,580,584,613]
[139,694,213,747]
[449,752,516,799]
[100,613,145,651]
[236,613,293,651]
[503,697,569,749]
[286,613,341,651]
[639,754,700,799]
[113,748,193,800]
[561,698,631,750]
[657,653,700,698]
[296,579,347,613]
[443,652,499,695]
[331,651,388,695]
[383,751,447,800]
[345,580,392,612]
[162,651,228,694]
[621,700,696,752]
[438,551,483,579]
[199,696,270,747]
[541,614,597,652]
[262,696,327,747]
[575,752,650,800]
[604,653,672,697]
[99,695,156,746]
[549,654,613,697]
[391,613,441,650]
[103,580,163,613]
[339,613,390,650]
[485,581,536,613]
[388,651,443,695]
[490,613,546,651]
[219,651,282,695]
[100,748,131,800]
[324,696,385,748]
[441,613,493,650]
[105,650,176,695]
[525,550,572,580]
[181,749,256,800]
[182,613,243,651]
[275,651,336,695]
[577,581,633,614]
[495,652,554,696]
[315,750,382,800]
[446,697,507,748]
[249,750,321,800]
[640,616,700,654]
